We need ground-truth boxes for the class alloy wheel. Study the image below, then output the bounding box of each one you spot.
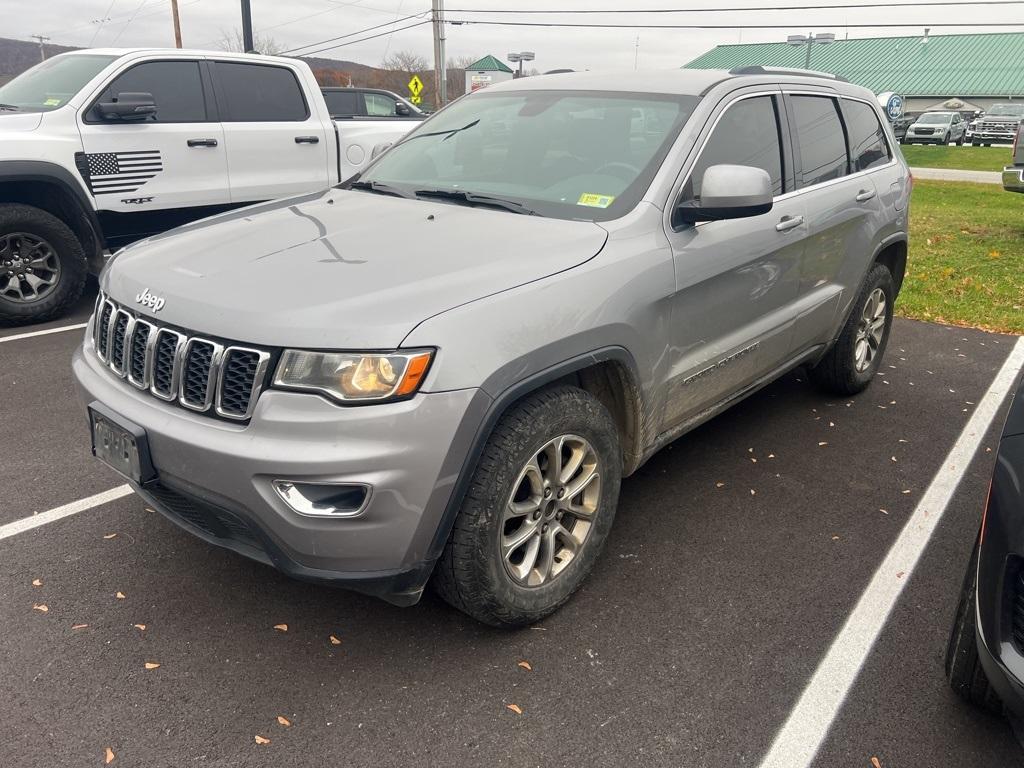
[501,434,601,587]
[854,287,887,373]
[0,233,61,303]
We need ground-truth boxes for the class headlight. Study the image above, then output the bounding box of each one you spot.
[273,349,433,403]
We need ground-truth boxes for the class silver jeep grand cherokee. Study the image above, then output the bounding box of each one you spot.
[74,68,910,627]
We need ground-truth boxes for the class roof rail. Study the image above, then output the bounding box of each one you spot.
[729,65,849,83]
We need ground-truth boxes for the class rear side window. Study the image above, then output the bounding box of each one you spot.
[842,99,892,172]
[790,95,849,188]
[323,89,361,117]
[685,95,785,200]
[90,60,207,122]
[364,92,397,116]
[214,62,308,122]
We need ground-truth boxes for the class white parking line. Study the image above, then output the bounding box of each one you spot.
[0,485,133,542]
[758,335,1024,768]
[0,322,88,344]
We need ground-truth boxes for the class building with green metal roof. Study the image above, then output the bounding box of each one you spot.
[464,54,515,93]
[684,32,1024,113]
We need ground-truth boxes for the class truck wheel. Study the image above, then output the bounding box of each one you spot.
[943,132,951,145]
[0,204,86,326]
[433,385,621,627]
[808,262,895,396]
[946,534,1002,714]
[956,134,965,146]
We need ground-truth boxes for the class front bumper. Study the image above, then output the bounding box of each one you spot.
[1003,166,1024,193]
[73,340,491,605]
[973,131,1016,143]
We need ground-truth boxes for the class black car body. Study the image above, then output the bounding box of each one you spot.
[947,371,1024,717]
[320,87,426,121]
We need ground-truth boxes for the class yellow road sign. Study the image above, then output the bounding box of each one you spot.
[410,95,422,104]
[408,74,424,98]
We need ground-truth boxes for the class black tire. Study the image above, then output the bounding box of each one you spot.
[0,204,86,326]
[972,141,980,146]
[808,262,895,396]
[943,132,951,145]
[945,534,1002,714]
[956,134,965,146]
[433,385,622,628]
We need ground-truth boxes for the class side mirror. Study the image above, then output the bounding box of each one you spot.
[675,164,773,225]
[97,92,157,121]
[395,102,412,117]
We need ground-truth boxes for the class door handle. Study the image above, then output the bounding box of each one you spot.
[187,138,218,147]
[855,189,877,202]
[775,215,804,232]
[295,136,320,144]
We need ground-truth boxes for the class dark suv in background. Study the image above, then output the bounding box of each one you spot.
[321,87,426,120]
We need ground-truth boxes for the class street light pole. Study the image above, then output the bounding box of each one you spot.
[241,0,254,53]
[787,31,835,69]
[507,51,535,79]
[431,0,446,109]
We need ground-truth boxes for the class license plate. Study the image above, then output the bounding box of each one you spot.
[90,407,152,483]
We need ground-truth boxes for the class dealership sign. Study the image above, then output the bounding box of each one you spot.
[877,91,905,121]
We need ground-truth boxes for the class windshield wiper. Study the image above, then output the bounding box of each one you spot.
[348,180,415,199]
[403,119,480,143]
[414,188,537,216]
[0,104,20,112]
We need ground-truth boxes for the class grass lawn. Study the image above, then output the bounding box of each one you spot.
[900,180,1023,334]
[899,144,1011,173]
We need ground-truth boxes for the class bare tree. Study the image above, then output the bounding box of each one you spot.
[368,50,432,101]
[217,28,285,56]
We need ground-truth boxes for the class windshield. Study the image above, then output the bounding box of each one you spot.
[988,104,1024,117]
[918,113,952,124]
[0,54,117,113]
[355,89,699,221]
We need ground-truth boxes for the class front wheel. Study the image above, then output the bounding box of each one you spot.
[433,385,622,627]
[808,262,895,396]
[956,133,965,146]
[0,204,86,326]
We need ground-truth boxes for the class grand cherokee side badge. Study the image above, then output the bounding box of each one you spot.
[136,288,165,312]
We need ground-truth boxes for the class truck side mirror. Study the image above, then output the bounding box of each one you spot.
[674,164,774,226]
[97,92,157,121]
[395,102,412,117]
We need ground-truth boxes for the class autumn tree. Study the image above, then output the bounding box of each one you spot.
[217,28,285,55]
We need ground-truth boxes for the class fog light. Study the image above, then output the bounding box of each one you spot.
[273,480,370,518]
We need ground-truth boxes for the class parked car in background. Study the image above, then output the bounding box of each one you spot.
[0,49,414,325]
[892,116,915,143]
[321,87,426,121]
[903,111,966,145]
[74,67,910,627]
[972,102,1024,146]
[946,371,1024,717]
[1003,123,1024,193]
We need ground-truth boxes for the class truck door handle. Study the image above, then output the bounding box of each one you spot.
[855,189,877,202]
[187,138,218,147]
[775,215,804,232]
[295,136,320,144]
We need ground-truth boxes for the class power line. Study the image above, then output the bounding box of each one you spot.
[89,0,120,47]
[282,12,429,55]
[291,19,432,58]
[447,0,1024,11]
[445,18,1024,29]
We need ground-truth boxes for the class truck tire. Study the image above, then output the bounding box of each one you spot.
[808,262,895,396]
[0,204,86,326]
[433,385,621,627]
[945,534,1002,714]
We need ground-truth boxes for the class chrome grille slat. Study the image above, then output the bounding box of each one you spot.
[90,294,268,421]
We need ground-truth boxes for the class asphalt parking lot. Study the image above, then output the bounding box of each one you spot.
[3,282,1024,768]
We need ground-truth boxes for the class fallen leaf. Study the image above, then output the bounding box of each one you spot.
[329,635,342,645]
[277,716,291,727]
[896,571,905,579]
[254,735,271,745]
[818,441,828,447]
[880,509,888,515]
[273,624,288,632]
[715,482,725,488]
[750,489,756,496]
[144,662,160,670]
[115,592,126,600]
[518,661,532,671]
[506,704,523,714]
[72,623,89,630]
[891,456,897,463]
[32,578,43,587]
[902,489,911,494]
[871,757,882,768]
[768,453,775,459]
[134,624,147,631]
[32,604,48,613]
[105,747,115,764]
[750,458,757,463]
[831,536,840,541]
[103,533,118,540]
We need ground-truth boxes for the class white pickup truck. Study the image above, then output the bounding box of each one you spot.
[0,48,416,324]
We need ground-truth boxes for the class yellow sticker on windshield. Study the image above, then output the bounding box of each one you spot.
[43,98,61,106]
[577,193,615,208]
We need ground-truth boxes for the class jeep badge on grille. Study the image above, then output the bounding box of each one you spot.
[135,288,165,312]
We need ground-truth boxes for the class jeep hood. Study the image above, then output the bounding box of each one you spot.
[0,112,43,132]
[102,189,608,349]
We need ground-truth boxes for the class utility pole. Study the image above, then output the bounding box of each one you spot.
[170,0,182,48]
[31,34,50,61]
[241,0,255,53]
[431,0,446,110]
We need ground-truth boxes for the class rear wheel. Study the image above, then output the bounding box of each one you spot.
[0,204,86,326]
[943,132,951,145]
[946,534,1002,714]
[956,133,965,146]
[433,385,621,627]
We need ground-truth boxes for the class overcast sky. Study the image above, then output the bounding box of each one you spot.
[10,0,1023,71]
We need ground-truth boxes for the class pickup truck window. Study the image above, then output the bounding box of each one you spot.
[357,90,697,222]
[0,53,116,113]
[364,92,397,116]
[987,104,1024,117]
[214,62,309,122]
[684,95,784,201]
[790,95,850,188]
[323,90,361,117]
[842,99,891,172]
[88,61,208,123]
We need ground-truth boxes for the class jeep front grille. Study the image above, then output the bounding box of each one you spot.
[92,294,271,421]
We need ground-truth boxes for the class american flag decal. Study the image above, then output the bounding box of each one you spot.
[85,150,163,195]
